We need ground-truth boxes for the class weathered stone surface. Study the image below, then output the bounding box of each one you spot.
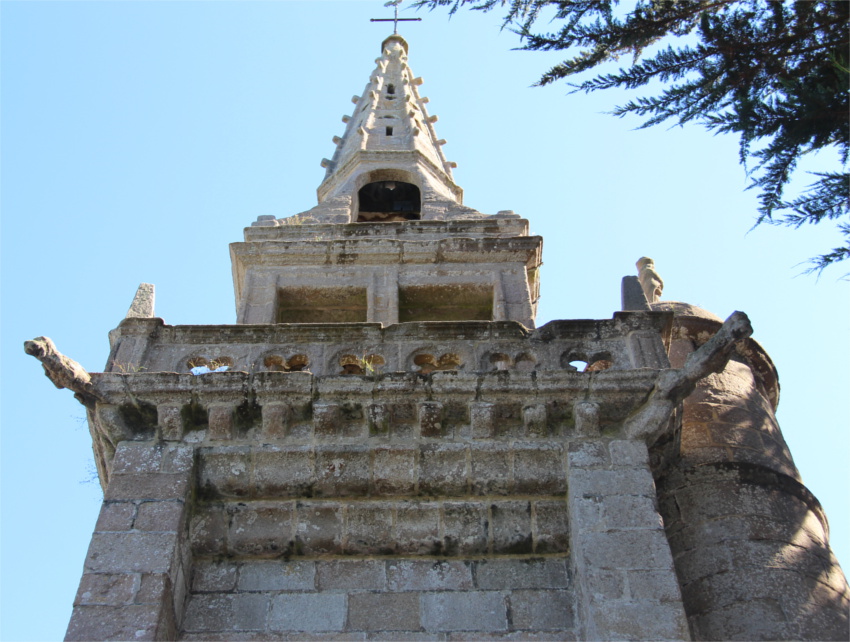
[475,558,570,590]
[348,592,420,631]
[268,594,346,632]
[84,532,177,574]
[95,502,136,532]
[74,573,137,606]
[316,560,386,591]
[421,591,508,632]
[238,561,315,591]
[387,560,474,591]
[134,500,183,532]
[66,604,161,641]
[193,560,238,593]
[510,590,574,630]
[183,594,269,632]
[229,503,294,556]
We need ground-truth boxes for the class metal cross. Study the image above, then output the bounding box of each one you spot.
[370,0,421,35]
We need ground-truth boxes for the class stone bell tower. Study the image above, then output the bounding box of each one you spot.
[232,34,540,330]
[27,33,848,642]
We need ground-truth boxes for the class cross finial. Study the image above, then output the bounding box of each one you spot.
[370,0,421,35]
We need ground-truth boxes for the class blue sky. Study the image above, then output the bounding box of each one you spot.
[2,2,847,640]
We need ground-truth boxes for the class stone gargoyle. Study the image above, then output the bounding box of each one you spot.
[24,336,101,407]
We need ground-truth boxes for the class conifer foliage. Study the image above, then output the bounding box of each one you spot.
[417,0,849,272]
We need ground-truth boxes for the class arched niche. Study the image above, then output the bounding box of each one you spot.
[356,170,421,222]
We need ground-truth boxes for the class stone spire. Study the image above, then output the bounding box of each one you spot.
[304,34,469,223]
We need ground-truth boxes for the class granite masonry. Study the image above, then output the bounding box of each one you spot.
[28,33,848,641]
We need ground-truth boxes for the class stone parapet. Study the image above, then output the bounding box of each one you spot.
[106,313,672,376]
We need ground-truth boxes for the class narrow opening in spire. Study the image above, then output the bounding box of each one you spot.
[386,126,394,136]
[387,84,395,95]
[357,180,421,222]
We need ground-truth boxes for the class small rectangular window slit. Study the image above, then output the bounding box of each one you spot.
[386,126,394,136]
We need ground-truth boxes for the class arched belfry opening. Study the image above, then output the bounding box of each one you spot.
[357,180,421,222]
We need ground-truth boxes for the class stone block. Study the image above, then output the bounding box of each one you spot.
[608,440,650,467]
[238,560,316,591]
[566,441,608,469]
[105,472,189,502]
[470,402,496,439]
[418,401,444,437]
[135,500,184,532]
[568,468,656,499]
[316,560,386,590]
[387,560,474,591]
[189,506,228,556]
[85,532,177,574]
[626,569,683,601]
[589,600,689,641]
[419,444,468,496]
[253,447,315,497]
[348,592,420,631]
[367,403,391,435]
[74,573,137,606]
[182,593,269,633]
[394,501,441,555]
[474,558,570,590]
[229,502,295,557]
[95,502,136,532]
[312,403,341,438]
[136,573,172,605]
[421,591,507,632]
[345,504,394,555]
[513,444,566,495]
[295,502,342,555]
[470,445,511,495]
[443,502,489,555]
[510,590,574,630]
[161,443,194,474]
[261,402,291,439]
[66,604,161,641]
[522,403,548,437]
[268,593,347,632]
[157,404,184,441]
[111,442,163,475]
[198,448,252,499]
[192,560,238,592]
[208,405,235,440]
[574,493,663,532]
[492,501,533,554]
[314,447,370,496]
[578,529,674,571]
[573,402,600,436]
[689,598,791,642]
[533,501,569,554]
[582,569,626,603]
[371,447,416,496]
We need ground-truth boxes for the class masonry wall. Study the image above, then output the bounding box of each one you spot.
[64,356,692,641]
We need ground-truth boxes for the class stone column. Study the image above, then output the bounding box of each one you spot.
[567,438,691,641]
[66,441,195,641]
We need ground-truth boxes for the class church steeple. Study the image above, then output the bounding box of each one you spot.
[235,33,541,327]
[304,34,469,223]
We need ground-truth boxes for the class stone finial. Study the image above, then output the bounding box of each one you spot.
[636,256,663,303]
[126,283,155,319]
[126,283,155,318]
